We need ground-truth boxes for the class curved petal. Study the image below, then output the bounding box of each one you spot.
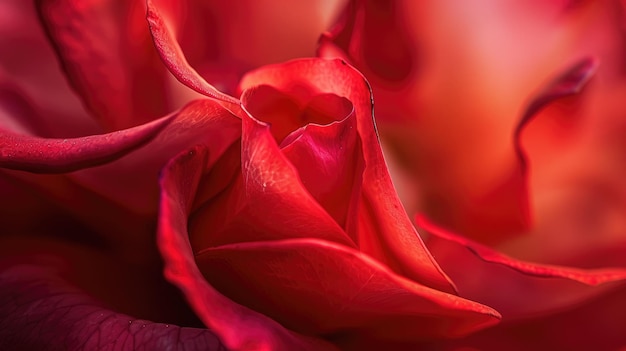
[197,237,500,343]
[189,107,356,249]
[279,102,362,233]
[515,58,597,172]
[67,99,240,216]
[419,215,626,320]
[147,0,345,98]
[0,114,174,173]
[318,0,417,86]
[320,0,607,244]
[239,58,456,294]
[239,83,362,236]
[3,99,240,265]
[146,0,240,106]
[158,145,338,351]
[0,241,225,351]
[437,285,626,351]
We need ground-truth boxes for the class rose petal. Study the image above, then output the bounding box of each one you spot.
[320,0,604,244]
[319,0,416,84]
[146,0,240,107]
[189,107,355,249]
[0,244,225,351]
[36,0,181,130]
[240,58,457,294]
[437,284,626,351]
[2,99,240,265]
[196,237,500,342]
[158,145,338,351]
[241,83,362,232]
[515,58,597,173]
[0,0,98,137]
[64,99,240,214]
[0,114,174,173]
[280,101,362,233]
[419,215,626,319]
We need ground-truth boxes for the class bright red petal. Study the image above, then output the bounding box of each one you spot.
[240,58,457,294]
[65,99,239,214]
[158,145,338,351]
[189,106,355,249]
[197,237,500,344]
[241,83,362,233]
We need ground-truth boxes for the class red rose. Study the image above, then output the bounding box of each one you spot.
[157,58,500,350]
[1,0,501,350]
[321,0,626,349]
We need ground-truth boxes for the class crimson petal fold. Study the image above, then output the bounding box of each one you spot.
[158,145,339,351]
[146,0,240,107]
[419,215,626,319]
[239,58,458,295]
[0,114,174,173]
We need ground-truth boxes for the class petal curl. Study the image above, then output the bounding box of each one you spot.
[419,215,626,320]
[66,99,240,215]
[146,0,240,106]
[437,285,626,351]
[197,238,500,343]
[240,58,456,294]
[320,0,603,244]
[240,83,362,235]
[158,145,338,351]
[189,108,356,249]
[0,114,174,173]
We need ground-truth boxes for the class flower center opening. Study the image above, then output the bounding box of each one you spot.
[242,84,353,147]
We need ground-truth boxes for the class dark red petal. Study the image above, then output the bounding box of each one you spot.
[240,58,457,294]
[158,145,338,351]
[0,254,225,351]
[2,99,239,266]
[319,0,416,84]
[0,170,160,264]
[419,215,626,320]
[196,238,500,342]
[438,284,626,351]
[0,114,174,173]
[146,0,240,107]
[36,0,178,130]
[515,58,597,173]
[0,0,98,138]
